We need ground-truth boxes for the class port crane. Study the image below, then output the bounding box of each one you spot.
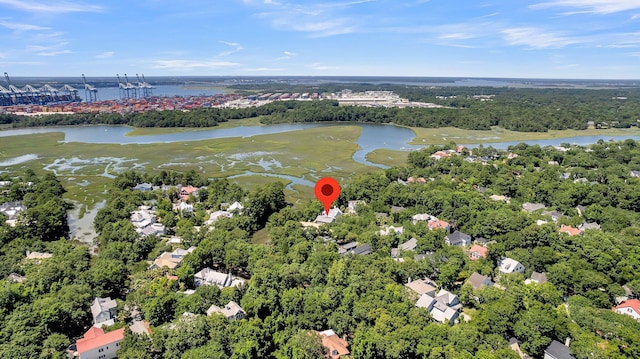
[82,74,98,102]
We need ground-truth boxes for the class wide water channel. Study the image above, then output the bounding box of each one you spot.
[2,123,640,170]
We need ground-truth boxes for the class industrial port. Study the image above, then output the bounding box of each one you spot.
[1,74,440,115]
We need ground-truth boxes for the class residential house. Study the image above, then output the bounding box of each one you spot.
[412,213,436,225]
[390,206,406,213]
[149,247,196,269]
[544,340,575,359]
[406,278,438,297]
[316,329,350,359]
[559,225,583,236]
[315,207,342,224]
[415,289,462,324]
[194,268,245,289]
[542,210,565,222]
[341,243,371,256]
[91,297,117,327]
[205,210,233,226]
[75,327,124,359]
[25,251,53,261]
[7,273,25,283]
[612,299,640,321]
[391,238,417,258]
[173,201,193,213]
[431,150,455,160]
[139,223,165,237]
[347,200,365,214]
[206,301,246,321]
[474,237,488,246]
[337,242,357,255]
[467,272,493,290]
[579,222,601,231]
[631,171,640,178]
[445,231,471,246]
[509,338,532,359]
[228,201,244,213]
[489,194,511,203]
[0,201,26,226]
[407,176,427,184]
[379,225,404,236]
[133,183,153,191]
[469,244,488,260]
[179,185,198,201]
[130,208,157,231]
[75,321,151,359]
[428,219,450,232]
[522,203,546,213]
[498,257,525,274]
[527,271,548,285]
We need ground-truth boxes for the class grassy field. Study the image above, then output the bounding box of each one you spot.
[125,117,264,136]
[366,150,409,168]
[409,126,640,145]
[4,123,640,209]
[0,126,377,207]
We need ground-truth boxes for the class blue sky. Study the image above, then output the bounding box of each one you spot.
[1,0,639,78]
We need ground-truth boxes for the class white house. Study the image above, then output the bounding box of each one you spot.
[613,299,640,321]
[207,301,246,321]
[194,268,245,289]
[498,257,525,274]
[91,297,117,327]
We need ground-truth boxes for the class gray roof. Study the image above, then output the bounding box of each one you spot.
[390,206,406,213]
[545,340,575,359]
[446,231,471,245]
[467,272,493,290]
[91,297,117,319]
[522,203,546,212]
[531,271,548,284]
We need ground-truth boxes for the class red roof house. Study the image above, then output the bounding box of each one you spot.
[76,327,124,359]
[469,244,488,260]
[559,225,583,236]
[316,330,349,359]
[179,185,198,201]
[613,299,640,321]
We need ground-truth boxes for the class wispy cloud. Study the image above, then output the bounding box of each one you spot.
[96,51,115,59]
[152,59,241,70]
[249,0,376,37]
[218,41,243,57]
[36,50,72,56]
[0,0,104,13]
[240,67,284,72]
[530,0,640,15]
[502,27,584,49]
[276,51,297,60]
[0,22,50,31]
[309,62,341,71]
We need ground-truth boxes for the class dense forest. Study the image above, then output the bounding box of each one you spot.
[2,85,639,131]
[3,140,640,358]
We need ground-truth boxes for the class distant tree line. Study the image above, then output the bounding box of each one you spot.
[2,85,640,132]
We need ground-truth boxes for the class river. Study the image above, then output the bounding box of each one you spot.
[2,123,640,169]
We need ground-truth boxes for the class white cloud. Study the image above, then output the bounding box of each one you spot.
[502,27,583,49]
[0,0,104,13]
[96,51,115,58]
[250,0,375,37]
[152,59,240,70]
[240,67,284,72]
[309,62,341,71]
[218,41,243,57]
[530,0,640,15]
[283,51,296,56]
[36,50,72,56]
[0,22,50,31]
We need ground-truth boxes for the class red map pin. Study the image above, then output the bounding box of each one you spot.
[315,177,340,216]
